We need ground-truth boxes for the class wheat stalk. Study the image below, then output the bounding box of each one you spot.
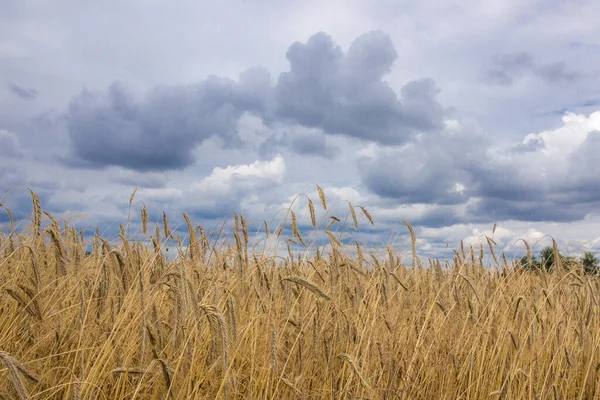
[308,199,316,227]
[316,184,327,210]
[359,206,374,225]
[0,351,38,400]
[241,215,249,246]
[282,276,330,300]
[338,353,371,390]
[47,225,67,276]
[141,205,148,235]
[30,190,42,237]
[486,236,499,267]
[404,221,419,269]
[348,203,358,230]
[325,230,341,248]
[162,212,171,239]
[182,213,199,261]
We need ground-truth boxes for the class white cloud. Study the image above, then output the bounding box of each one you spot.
[532,110,600,156]
[497,110,600,191]
[194,154,285,195]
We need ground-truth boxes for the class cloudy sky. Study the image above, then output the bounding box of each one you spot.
[2,0,600,260]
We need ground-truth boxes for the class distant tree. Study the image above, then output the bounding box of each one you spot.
[519,246,566,272]
[518,255,541,271]
[582,252,600,275]
[519,247,598,274]
[539,246,564,271]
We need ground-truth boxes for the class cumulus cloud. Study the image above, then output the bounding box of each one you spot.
[287,130,339,158]
[65,31,446,171]
[483,52,584,86]
[67,71,271,171]
[510,134,545,153]
[194,154,285,194]
[258,124,340,159]
[167,154,288,218]
[275,31,444,144]
[358,110,600,225]
[358,118,489,205]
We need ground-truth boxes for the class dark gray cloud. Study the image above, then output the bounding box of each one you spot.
[67,71,270,171]
[258,128,340,159]
[359,116,600,225]
[466,197,594,223]
[483,52,584,86]
[413,207,464,228]
[109,169,168,189]
[359,120,489,205]
[65,31,445,171]
[360,147,473,205]
[7,84,39,100]
[274,31,444,144]
[468,161,543,202]
[287,130,339,158]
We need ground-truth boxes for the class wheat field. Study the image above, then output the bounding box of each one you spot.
[1,187,600,399]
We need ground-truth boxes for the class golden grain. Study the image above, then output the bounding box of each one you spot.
[0,351,37,400]
[315,184,327,210]
[0,188,597,399]
[282,276,331,300]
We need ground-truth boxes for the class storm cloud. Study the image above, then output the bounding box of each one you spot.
[359,112,600,224]
[258,125,340,159]
[67,70,271,171]
[65,31,445,171]
[358,118,489,205]
[274,31,444,144]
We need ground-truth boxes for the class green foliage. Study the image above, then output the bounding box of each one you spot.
[518,255,541,271]
[539,246,560,271]
[519,246,559,272]
[582,252,600,275]
[520,246,599,275]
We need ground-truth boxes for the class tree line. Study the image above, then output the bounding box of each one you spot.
[519,247,599,274]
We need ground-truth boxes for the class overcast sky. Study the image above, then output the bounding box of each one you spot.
[2,0,600,260]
